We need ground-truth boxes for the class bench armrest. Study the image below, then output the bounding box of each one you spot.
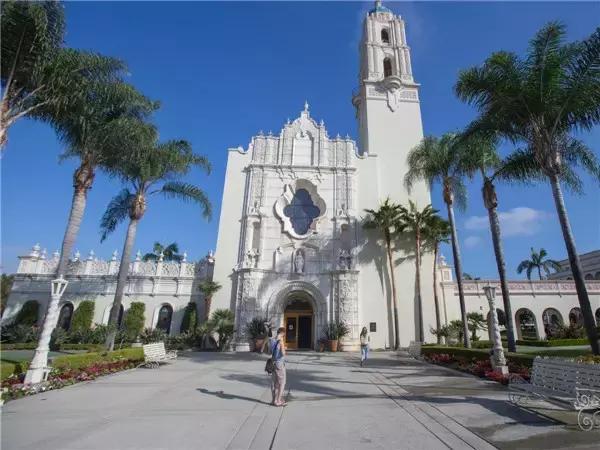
[574,388,600,411]
[508,373,528,386]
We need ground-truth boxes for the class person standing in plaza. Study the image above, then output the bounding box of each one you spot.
[360,327,370,367]
[271,327,287,406]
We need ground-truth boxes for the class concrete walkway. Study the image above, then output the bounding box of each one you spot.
[2,352,597,450]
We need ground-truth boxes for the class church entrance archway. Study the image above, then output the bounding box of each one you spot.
[283,293,314,350]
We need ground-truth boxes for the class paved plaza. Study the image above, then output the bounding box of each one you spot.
[2,352,598,450]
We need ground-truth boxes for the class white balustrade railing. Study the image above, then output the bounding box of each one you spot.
[442,279,600,295]
[16,244,214,279]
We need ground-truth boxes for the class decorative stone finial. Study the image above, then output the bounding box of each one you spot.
[182,251,188,263]
[135,250,142,261]
[30,243,41,257]
[111,250,118,261]
[40,249,47,260]
[286,118,291,125]
[158,251,164,262]
[87,250,95,261]
[73,250,81,261]
[268,130,273,136]
[258,129,264,136]
[53,250,60,260]
[303,100,309,113]
[319,119,324,127]
[440,254,447,266]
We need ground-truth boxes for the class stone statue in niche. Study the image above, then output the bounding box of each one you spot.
[294,249,305,274]
[338,249,352,270]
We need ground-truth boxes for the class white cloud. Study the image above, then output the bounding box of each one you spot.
[464,236,482,249]
[464,207,549,238]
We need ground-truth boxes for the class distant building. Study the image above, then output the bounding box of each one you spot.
[547,250,600,280]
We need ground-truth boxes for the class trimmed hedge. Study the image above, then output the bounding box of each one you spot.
[123,302,145,340]
[70,301,95,333]
[51,347,144,371]
[516,338,590,347]
[14,301,39,326]
[1,342,38,350]
[59,343,105,352]
[421,345,535,368]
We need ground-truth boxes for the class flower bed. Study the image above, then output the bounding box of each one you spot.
[1,348,143,402]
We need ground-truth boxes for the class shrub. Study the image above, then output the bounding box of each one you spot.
[245,317,267,340]
[323,321,350,340]
[14,300,40,326]
[208,309,234,351]
[1,360,29,381]
[70,301,95,333]
[51,347,144,371]
[421,345,535,368]
[140,327,167,344]
[1,323,40,343]
[549,324,586,339]
[123,302,145,341]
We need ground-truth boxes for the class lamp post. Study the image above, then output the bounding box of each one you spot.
[483,284,509,375]
[24,277,69,384]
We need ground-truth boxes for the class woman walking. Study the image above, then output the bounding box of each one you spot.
[270,327,287,406]
[360,327,370,367]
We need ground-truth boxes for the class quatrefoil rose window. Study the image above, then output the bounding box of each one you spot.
[275,181,326,239]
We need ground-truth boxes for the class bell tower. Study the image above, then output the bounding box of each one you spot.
[353,1,429,205]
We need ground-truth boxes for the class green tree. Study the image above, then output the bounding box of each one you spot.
[198,280,222,322]
[180,302,198,334]
[1,274,15,315]
[455,22,600,354]
[100,134,212,350]
[423,215,451,344]
[517,248,562,280]
[398,201,437,343]
[143,242,183,262]
[123,302,145,342]
[405,134,471,348]
[207,308,234,351]
[14,300,39,326]
[363,198,404,349]
[467,312,487,342]
[1,1,128,149]
[69,300,94,333]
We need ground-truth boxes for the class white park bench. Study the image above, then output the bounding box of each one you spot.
[508,356,600,431]
[408,341,422,359]
[142,342,178,368]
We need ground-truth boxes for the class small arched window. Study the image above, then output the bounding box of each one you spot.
[381,29,390,43]
[157,304,173,334]
[383,57,393,78]
[57,303,74,331]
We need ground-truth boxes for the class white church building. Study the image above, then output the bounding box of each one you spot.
[4,3,600,350]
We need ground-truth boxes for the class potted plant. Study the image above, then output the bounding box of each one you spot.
[323,321,350,352]
[245,317,267,352]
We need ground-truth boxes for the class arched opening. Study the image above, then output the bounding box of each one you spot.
[57,303,74,331]
[515,308,538,340]
[595,272,600,280]
[584,273,593,280]
[156,304,173,334]
[283,293,314,350]
[381,29,390,43]
[383,57,393,78]
[569,307,583,327]
[542,308,563,338]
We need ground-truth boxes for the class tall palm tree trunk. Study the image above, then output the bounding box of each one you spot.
[204,296,212,322]
[483,179,516,353]
[446,202,470,348]
[27,164,93,381]
[432,243,441,344]
[549,173,599,355]
[386,236,400,350]
[537,267,543,280]
[105,218,139,351]
[415,233,424,342]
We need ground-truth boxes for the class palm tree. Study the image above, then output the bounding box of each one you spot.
[363,198,404,349]
[100,135,212,351]
[456,22,600,354]
[198,280,222,322]
[458,132,523,352]
[517,248,562,280]
[405,134,471,348]
[398,201,437,343]
[1,1,126,149]
[143,242,183,262]
[423,215,451,344]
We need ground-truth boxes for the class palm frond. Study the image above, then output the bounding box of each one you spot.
[100,189,134,242]
[159,182,212,220]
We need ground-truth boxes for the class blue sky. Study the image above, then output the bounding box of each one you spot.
[2,1,599,278]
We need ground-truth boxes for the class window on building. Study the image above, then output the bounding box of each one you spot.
[283,189,320,235]
[381,29,390,43]
[157,304,173,334]
[57,303,74,331]
[383,58,393,77]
